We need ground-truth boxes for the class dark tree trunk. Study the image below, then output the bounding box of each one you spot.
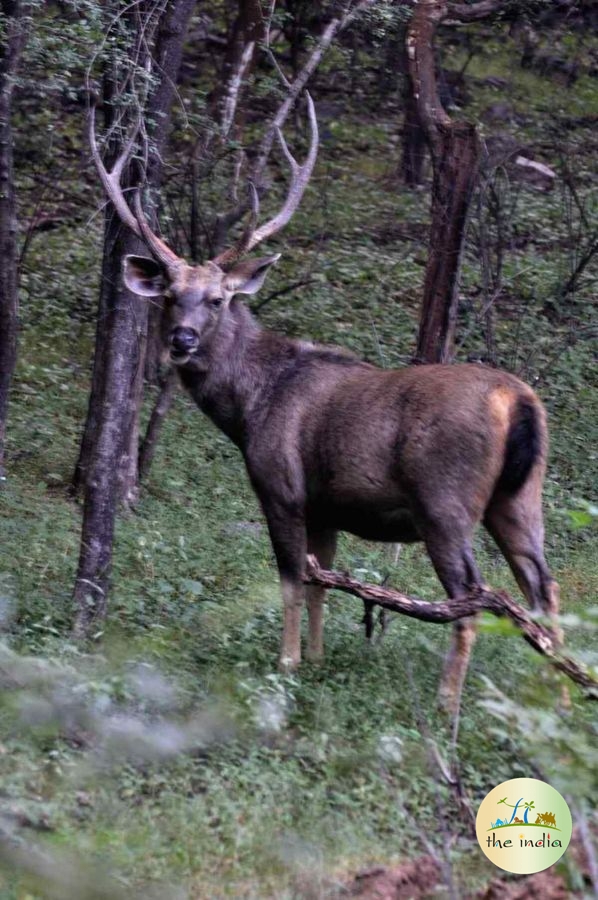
[400,72,428,188]
[72,0,195,497]
[72,216,142,636]
[141,0,265,482]
[0,0,27,479]
[72,0,195,636]
[70,87,117,499]
[415,121,479,362]
[398,24,427,188]
[407,0,481,363]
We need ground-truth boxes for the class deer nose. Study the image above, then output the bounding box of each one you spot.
[171,327,199,353]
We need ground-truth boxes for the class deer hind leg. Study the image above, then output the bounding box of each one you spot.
[306,529,337,662]
[422,524,483,715]
[484,479,566,704]
[484,481,560,628]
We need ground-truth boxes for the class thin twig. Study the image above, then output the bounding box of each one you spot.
[252,277,317,312]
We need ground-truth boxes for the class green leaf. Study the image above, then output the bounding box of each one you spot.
[478,613,520,637]
[568,510,593,529]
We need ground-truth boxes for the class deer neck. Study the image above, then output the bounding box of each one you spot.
[177,300,274,447]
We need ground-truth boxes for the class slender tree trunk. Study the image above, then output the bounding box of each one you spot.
[72,0,195,497]
[407,0,480,363]
[142,0,265,474]
[72,0,195,636]
[0,0,27,479]
[401,78,427,187]
[72,215,142,636]
[199,0,265,257]
[70,103,116,498]
[144,0,202,384]
[415,120,479,362]
[138,369,178,481]
[398,28,427,187]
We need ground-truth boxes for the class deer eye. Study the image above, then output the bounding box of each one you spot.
[210,297,223,308]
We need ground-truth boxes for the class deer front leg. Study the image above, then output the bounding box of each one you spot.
[306,529,337,662]
[262,499,307,672]
[279,575,305,672]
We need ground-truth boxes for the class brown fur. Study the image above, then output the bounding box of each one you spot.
[125,256,560,708]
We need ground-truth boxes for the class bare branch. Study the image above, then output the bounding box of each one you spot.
[211,0,377,254]
[222,40,255,140]
[252,277,317,312]
[407,0,452,136]
[304,556,598,695]
[264,0,291,90]
[253,0,378,184]
[558,231,598,300]
[138,370,178,481]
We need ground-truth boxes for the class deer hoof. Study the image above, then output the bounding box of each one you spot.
[278,654,301,673]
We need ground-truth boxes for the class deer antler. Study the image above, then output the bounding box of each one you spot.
[212,92,319,269]
[212,181,260,270]
[89,104,182,271]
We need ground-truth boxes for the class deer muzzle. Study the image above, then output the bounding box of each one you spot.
[170,327,199,360]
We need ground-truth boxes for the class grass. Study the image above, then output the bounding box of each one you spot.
[1,25,598,900]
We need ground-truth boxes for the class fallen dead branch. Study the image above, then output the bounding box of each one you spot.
[304,555,598,695]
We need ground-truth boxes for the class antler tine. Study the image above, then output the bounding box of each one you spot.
[89,104,182,271]
[246,92,319,253]
[132,190,184,271]
[212,181,260,269]
[89,104,141,238]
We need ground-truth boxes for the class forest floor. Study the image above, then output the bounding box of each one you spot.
[1,31,598,900]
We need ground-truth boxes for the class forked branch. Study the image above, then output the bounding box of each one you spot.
[304,556,598,695]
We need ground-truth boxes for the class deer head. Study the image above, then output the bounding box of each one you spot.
[89,95,318,366]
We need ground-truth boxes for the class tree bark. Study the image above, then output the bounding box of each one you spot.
[415,120,479,362]
[399,40,427,187]
[72,0,195,497]
[407,0,480,363]
[72,214,142,636]
[72,0,195,636]
[0,0,28,479]
[70,73,120,498]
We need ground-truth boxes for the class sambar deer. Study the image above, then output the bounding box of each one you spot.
[91,95,560,711]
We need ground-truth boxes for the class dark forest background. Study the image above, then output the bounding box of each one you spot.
[0,1,597,897]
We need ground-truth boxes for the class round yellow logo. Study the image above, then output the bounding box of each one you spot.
[476,777,572,874]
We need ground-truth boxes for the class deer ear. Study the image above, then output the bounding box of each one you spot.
[223,254,281,296]
[123,255,166,297]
